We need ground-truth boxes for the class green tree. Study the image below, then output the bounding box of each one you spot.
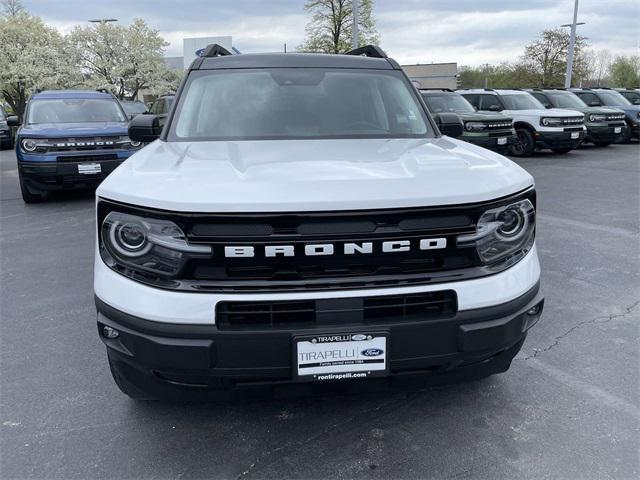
[299,0,379,54]
[609,55,640,87]
[0,11,80,117]
[69,19,180,100]
[522,28,589,87]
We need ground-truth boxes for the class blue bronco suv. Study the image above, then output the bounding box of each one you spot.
[12,90,141,203]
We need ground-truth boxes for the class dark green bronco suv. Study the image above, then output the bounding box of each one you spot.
[420,89,515,153]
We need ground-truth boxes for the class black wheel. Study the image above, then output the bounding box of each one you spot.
[108,354,155,401]
[0,139,12,150]
[510,128,535,157]
[551,147,573,154]
[18,172,44,203]
[592,141,612,147]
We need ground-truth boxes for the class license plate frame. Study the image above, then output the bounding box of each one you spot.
[77,163,102,175]
[570,132,580,140]
[293,332,389,382]
[614,127,622,134]
[497,137,508,145]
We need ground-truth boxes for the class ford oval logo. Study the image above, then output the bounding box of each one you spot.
[352,334,367,341]
[361,348,383,357]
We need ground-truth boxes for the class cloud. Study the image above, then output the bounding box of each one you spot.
[23,0,640,66]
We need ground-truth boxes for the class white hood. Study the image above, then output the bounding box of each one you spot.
[97,137,534,212]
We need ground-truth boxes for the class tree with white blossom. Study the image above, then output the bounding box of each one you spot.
[0,9,80,116]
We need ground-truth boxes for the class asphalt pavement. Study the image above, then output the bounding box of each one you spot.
[1,143,638,479]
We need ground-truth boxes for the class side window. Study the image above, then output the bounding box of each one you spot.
[532,93,551,108]
[479,95,503,111]
[462,94,479,108]
[577,92,601,106]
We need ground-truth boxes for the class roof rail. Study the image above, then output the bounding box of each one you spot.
[419,88,455,92]
[200,43,233,58]
[345,45,387,58]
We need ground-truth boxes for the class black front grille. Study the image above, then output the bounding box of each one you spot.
[98,188,535,292]
[560,117,584,126]
[47,137,122,153]
[216,290,457,330]
[484,121,512,129]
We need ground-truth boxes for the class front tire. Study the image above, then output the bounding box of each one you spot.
[0,139,12,150]
[19,173,44,203]
[510,128,535,157]
[551,147,573,154]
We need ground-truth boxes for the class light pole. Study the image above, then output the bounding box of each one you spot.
[562,0,584,88]
[351,0,359,50]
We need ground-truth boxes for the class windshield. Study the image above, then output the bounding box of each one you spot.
[422,93,475,114]
[121,102,147,115]
[597,91,632,106]
[622,91,640,103]
[548,92,587,109]
[27,98,127,124]
[170,68,431,141]
[500,94,545,110]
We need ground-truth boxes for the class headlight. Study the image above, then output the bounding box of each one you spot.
[457,199,535,264]
[465,122,485,131]
[588,114,606,122]
[100,211,211,280]
[117,136,143,149]
[540,117,562,127]
[21,138,38,152]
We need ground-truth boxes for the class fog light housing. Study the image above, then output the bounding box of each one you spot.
[102,326,120,339]
[527,305,541,316]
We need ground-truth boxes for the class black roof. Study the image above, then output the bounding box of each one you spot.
[193,52,398,71]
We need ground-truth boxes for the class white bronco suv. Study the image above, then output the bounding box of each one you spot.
[94,45,544,401]
[459,89,586,156]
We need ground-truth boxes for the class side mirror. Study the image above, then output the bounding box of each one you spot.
[487,104,502,112]
[633,99,640,105]
[436,112,464,138]
[588,101,601,107]
[7,115,20,127]
[128,114,162,143]
[545,105,553,109]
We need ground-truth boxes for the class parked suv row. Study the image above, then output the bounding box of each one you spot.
[527,89,627,147]
[570,88,640,142]
[459,89,586,156]
[419,89,515,153]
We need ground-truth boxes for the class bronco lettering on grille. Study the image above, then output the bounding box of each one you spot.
[223,238,447,257]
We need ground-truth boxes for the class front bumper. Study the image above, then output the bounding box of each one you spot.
[462,133,516,151]
[535,130,585,150]
[18,154,132,191]
[97,282,543,397]
[585,124,627,143]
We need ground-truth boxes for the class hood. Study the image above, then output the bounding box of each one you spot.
[503,108,583,118]
[442,111,512,122]
[97,137,533,213]
[19,122,129,138]
[615,104,640,116]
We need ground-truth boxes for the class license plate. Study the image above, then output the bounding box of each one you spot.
[77,163,101,175]
[294,332,388,382]
[497,137,508,145]
[570,132,580,139]
[614,127,622,134]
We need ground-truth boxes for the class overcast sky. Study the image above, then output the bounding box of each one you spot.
[24,0,639,66]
